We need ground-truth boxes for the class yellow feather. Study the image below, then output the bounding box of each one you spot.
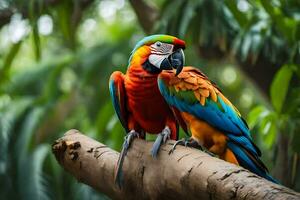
[210,89,218,102]
[199,89,210,98]
[197,78,206,85]
[178,82,186,89]
[194,91,201,101]
[178,73,190,79]
[189,72,197,77]
[185,83,197,90]
[200,96,206,106]
[191,85,200,90]
[218,93,241,116]
[184,77,198,85]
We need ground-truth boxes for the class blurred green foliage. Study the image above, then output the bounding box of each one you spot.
[0,0,299,199]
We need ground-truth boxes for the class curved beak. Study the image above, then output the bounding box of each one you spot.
[160,48,185,76]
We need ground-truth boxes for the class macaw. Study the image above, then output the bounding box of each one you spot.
[109,35,186,187]
[158,67,277,183]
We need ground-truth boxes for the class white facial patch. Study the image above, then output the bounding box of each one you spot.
[148,54,169,68]
[148,42,174,68]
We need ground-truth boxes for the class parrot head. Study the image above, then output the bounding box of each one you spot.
[129,34,186,76]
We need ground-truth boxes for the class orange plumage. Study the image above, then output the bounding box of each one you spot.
[117,46,178,138]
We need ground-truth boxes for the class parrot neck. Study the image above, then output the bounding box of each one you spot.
[142,60,161,74]
[129,46,150,67]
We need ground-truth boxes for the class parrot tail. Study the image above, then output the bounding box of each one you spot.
[227,140,279,184]
[114,130,140,188]
[114,144,127,188]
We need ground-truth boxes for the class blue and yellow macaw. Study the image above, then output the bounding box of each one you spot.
[158,66,277,183]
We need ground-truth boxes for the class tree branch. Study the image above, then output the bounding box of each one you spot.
[128,0,158,34]
[52,129,300,200]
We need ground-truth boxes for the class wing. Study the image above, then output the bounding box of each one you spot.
[109,71,128,132]
[170,106,189,135]
[158,67,261,157]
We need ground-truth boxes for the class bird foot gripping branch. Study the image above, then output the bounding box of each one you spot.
[169,137,216,157]
[169,138,202,154]
[151,126,171,158]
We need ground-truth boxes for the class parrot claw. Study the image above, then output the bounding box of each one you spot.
[151,126,171,158]
[203,149,216,157]
[168,138,203,155]
[114,130,139,189]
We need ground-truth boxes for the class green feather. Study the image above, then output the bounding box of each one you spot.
[167,83,227,112]
[168,86,198,105]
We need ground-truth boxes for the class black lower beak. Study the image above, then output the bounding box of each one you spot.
[160,48,185,76]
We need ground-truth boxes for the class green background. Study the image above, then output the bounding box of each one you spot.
[0,0,299,199]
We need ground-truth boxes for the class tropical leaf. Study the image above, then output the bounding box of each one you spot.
[224,0,248,28]
[270,64,294,113]
[247,105,267,129]
[95,101,115,141]
[18,145,50,200]
[29,0,41,61]
[260,0,297,44]
[259,112,277,148]
[0,41,22,85]
[178,0,199,37]
[15,106,46,162]
[0,97,33,172]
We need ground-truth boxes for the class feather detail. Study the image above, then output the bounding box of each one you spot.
[169,77,181,85]
[178,82,186,90]
[199,88,210,98]
[178,73,191,79]
[219,93,241,116]
[194,91,201,102]
[109,71,128,131]
[185,83,197,90]
[184,77,198,85]
[200,96,206,106]
[197,78,206,85]
[210,89,218,102]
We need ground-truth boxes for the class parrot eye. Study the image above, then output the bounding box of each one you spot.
[155,42,162,47]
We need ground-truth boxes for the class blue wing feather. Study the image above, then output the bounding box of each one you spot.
[109,72,128,132]
[158,79,249,134]
[227,141,278,183]
[157,72,278,183]
[158,78,261,160]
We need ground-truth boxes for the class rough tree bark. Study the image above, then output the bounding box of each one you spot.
[52,129,300,200]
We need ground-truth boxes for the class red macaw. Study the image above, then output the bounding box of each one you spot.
[158,67,277,183]
[109,35,186,187]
